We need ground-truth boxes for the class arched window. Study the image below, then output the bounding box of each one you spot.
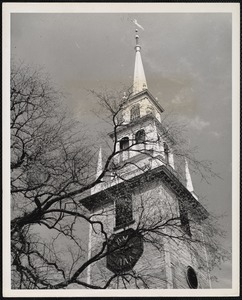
[130,104,140,121]
[135,129,145,144]
[120,137,129,150]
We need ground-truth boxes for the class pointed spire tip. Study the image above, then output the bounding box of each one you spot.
[133,29,147,94]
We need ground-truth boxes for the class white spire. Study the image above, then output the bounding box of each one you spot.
[185,159,198,200]
[96,147,103,179]
[133,29,147,94]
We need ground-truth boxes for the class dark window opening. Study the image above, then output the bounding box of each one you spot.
[179,202,191,236]
[115,195,133,228]
[163,142,169,164]
[120,137,129,151]
[130,104,140,121]
[186,266,198,289]
[120,137,129,161]
[135,129,145,144]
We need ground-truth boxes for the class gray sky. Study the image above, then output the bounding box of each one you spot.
[11,12,232,288]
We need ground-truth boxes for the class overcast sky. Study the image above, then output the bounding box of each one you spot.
[11,11,233,288]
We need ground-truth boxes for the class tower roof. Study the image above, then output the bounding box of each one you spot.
[133,30,147,95]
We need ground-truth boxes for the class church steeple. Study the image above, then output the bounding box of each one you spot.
[133,30,147,95]
[81,28,211,290]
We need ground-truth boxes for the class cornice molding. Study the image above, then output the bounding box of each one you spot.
[79,165,208,220]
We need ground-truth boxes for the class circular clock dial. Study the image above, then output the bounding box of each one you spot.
[106,229,143,274]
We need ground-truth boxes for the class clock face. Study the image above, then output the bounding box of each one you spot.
[106,228,143,274]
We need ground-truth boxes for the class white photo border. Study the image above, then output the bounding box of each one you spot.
[2,2,240,297]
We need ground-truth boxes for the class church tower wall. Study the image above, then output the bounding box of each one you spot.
[80,28,211,290]
[86,175,210,289]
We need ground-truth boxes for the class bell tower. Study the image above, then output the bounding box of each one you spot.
[79,30,211,289]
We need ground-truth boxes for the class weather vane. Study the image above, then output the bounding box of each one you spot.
[132,19,145,31]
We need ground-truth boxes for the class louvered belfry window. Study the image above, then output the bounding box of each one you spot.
[135,129,145,144]
[120,137,129,150]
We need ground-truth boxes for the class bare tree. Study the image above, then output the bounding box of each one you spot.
[10,63,230,289]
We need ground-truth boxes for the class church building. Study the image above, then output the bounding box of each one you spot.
[79,30,211,289]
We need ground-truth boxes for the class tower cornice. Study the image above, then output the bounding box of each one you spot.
[79,165,208,221]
